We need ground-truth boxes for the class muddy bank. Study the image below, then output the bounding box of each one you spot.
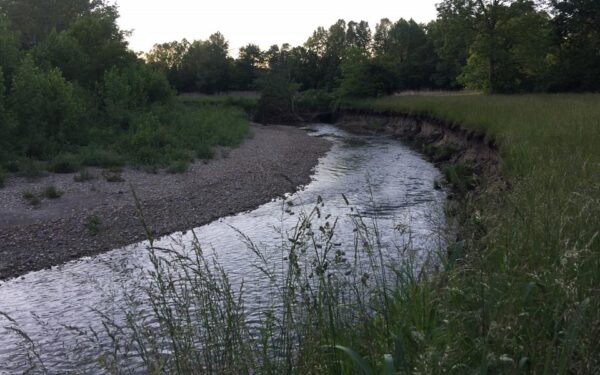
[334,111,501,189]
[0,125,331,281]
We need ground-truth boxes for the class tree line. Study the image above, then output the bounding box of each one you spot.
[0,0,251,174]
[147,0,600,96]
[0,0,598,169]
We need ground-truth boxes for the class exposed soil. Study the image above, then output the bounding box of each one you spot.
[0,124,331,281]
[335,111,502,189]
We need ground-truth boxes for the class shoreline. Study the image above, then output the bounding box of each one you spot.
[0,124,331,281]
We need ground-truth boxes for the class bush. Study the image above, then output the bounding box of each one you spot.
[196,143,214,160]
[74,169,95,182]
[80,148,124,168]
[84,215,101,235]
[10,57,84,159]
[125,113,174,166]
[22,191,41,207]
[48,153,81,173]
[16,159,46,179]
[42,186,64,199]
[102,169,124,182]
[0,168,5,188]
[166,160,189,174]
[295,89,335,112]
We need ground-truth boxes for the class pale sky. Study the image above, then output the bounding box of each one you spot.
[115,0,439,56]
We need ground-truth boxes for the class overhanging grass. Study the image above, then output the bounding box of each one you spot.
[344,94,600,373]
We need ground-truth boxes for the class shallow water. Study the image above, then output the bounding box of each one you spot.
[0,124,446,373]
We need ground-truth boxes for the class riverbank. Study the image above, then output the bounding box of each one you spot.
[0,124,331,281]
[336,94,600,373]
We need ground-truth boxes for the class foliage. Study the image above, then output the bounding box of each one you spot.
[255,72,300,123]
[42,186,64,199]
[48,153,82,173]
[345,94,600,372]
[9,57,84,159]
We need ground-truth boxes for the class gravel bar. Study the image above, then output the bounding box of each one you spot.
[0,124,331,281]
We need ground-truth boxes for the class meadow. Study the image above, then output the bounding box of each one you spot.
[341,94,600,373]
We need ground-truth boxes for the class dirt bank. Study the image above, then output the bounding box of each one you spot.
[335,111,502,189]
[0,125,331,281]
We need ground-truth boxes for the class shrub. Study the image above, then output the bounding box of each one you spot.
[74,169,95,182]
[84,215,101,235]
[102,169,124,182]
[166,160,189,174]
[80,148,124,168]
[10,57,84,159]
[42,186,64,199]
[196,143,214,160]
[16,159,46,179]
[22,191,41,207]
[48,153,81,173]
[0,168,5,188]
[443,163,477,194]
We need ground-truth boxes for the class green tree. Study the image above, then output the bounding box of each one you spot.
[99,62,173,128]
[428,0,477,88]
[180,32,231,93]
[458,1,553,92]
[10,57,84,158]
[0,14,21,83]
[337,48,395,98]
[146,39,190,90]
[0,0,103,48]
[550,0,600,91]
[346,21,372,52]
[255,72,300,124]
[233,43,263,90]
[373,19,437,91]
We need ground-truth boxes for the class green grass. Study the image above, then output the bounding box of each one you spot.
[47,153,81,174]
[22,191,41,207]
[342,94,600,373]
[1,102,250,175]
[41,186,63,199]
[166,160,189,174]
[84,215,101,235]
[73,169,95,182]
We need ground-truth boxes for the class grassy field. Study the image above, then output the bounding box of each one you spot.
[342,94,600,373]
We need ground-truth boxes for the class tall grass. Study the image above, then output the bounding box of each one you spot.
[343,94,600,373]
[86,196,442,374]
[0,193,445,374]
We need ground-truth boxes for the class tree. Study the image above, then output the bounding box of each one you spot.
[428,0,477,88]
[337,48,395,98]
[179,32,231,93]
[549,0,600,91]
[9,57,84,158]
[0,0,104,48]
[0,14,21,83]
[146,39,190,90]
[255,72,300,124]
[346,21,372,52]
[373,19,438,91]
[458,1,553,92]
[232,43,263,90]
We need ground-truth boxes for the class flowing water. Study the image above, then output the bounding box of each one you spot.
[0,124,447,373]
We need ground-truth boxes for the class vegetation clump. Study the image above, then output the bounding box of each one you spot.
[84,215,101,235]
[22,191,41,207]
[73,169,95,182]
[41,186,64,199]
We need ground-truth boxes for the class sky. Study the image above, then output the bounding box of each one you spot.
[116,0,439,56]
